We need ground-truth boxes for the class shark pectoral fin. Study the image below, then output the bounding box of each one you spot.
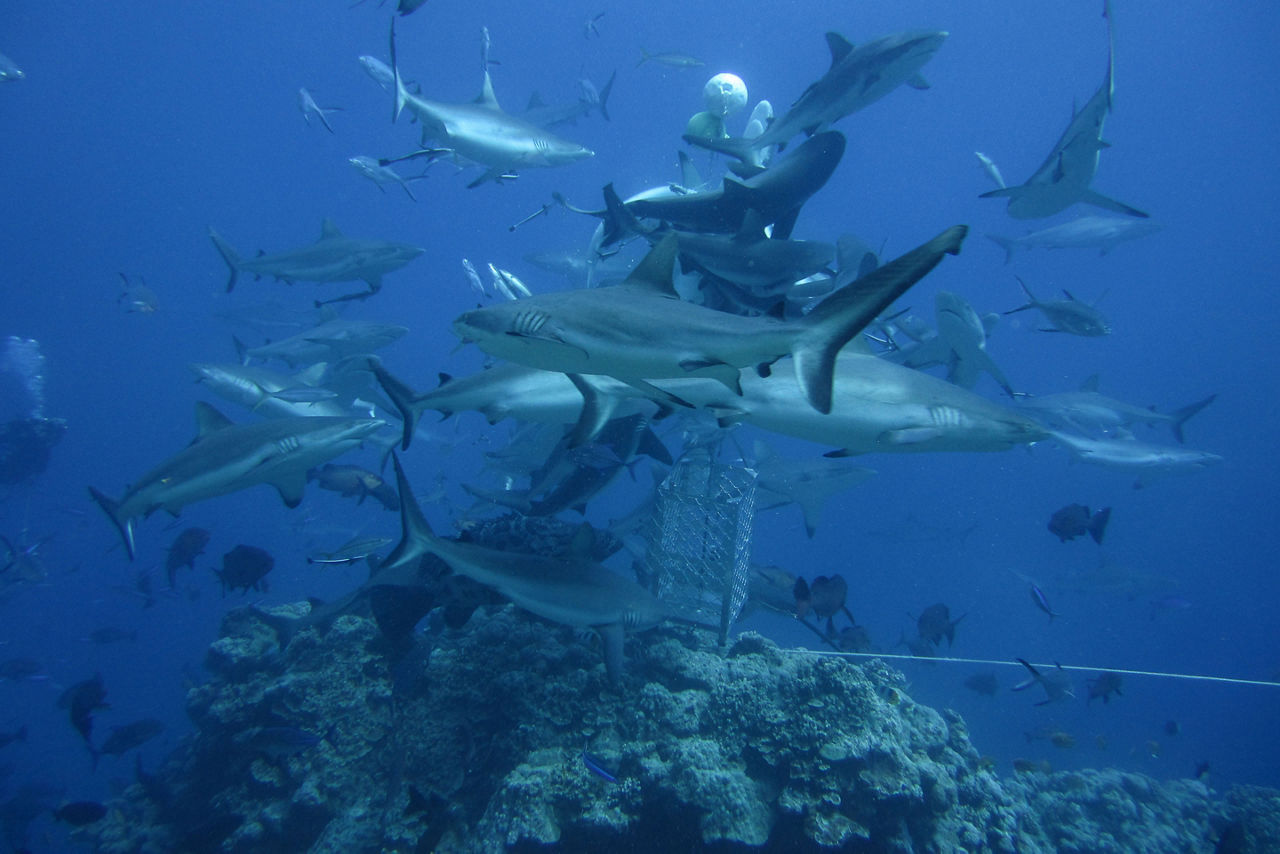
[273,475,308,508]
[822,448,862,458]
[596,622,626,684]
[679,359,742,394]
[882,427,944,445]
[565,373,615,448]
[636,424,673,466]
[1080,190,1149,218]
[978,187,1018,199]
[712,407,748,429]
[906,73,931,90]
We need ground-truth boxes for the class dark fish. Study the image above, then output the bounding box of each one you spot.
[582,750,617,783]
[58,674,109,750]
[1029,583,1061,621]
[0,725,26,749]
[1085,671,1123,704]
[1164,719,1180,736]
[916,602,965,647]
[308,464,400,511]
[1047,503,1111,544]
[98,718,164,757]
[808,574,853,622]
[215,544,273,595]
[88,626,137,644]
[165,527,210,587]
[793,576,811,619]
[52,800,107,826]
[963,672,999,697]
[0,658,42,681]
[827,618,872,653]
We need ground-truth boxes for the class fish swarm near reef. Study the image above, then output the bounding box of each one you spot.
[78,602,1278,853]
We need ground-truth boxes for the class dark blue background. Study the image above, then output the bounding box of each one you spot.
[0,1,1275,839]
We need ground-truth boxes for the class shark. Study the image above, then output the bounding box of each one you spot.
[190,361,351,419]
[583,131,846,245]
[706,348,1047,456]
[389,21,594,188]
[684,29,947,171]
[749,441,875,537]
[1016,376,1215,443]
[89,403,383,559]
[208,219,424,304]
[522,71,616,128]
[0,52,24,83]
[888,292,1015,396]
[987,215,1162,263]
[979,1,1148,219]
[1005,277,1111,336]
[235,319,408,368]
[452,225,967,415]
[1048,429,1222,488]
[667,211,835,298]
[378,455,668,682]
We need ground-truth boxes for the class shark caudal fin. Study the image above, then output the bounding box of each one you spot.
[597,70,616,122]
[389,19,407,123]
[88,487,136,560]
[1169,393,1217,444]
[377,453,438,584]
[366,357,425,451]
[207,228,243,293]
[793,225,967,413]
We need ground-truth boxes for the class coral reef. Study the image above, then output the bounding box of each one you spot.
[85,601,1278,853]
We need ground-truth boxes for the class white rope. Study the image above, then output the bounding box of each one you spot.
[784,648,1280,688]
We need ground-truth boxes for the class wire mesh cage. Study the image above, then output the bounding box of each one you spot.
[643,447,757,646]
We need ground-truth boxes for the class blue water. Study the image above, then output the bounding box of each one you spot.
[1,1,1277,845]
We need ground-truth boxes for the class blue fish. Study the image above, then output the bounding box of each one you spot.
[581,750,617,783]
[1029,584,1061,622]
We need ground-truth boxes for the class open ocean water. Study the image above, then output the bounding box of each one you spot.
[0,2,1277,851]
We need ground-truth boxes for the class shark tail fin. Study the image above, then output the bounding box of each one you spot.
[379,453,437,581]
[367,357,424,450]
[680,133,760,169]
[89,486,136,561]
[599,183,650,248]
[1169,393,1216,444]
[597,70,616,122]
[986,233,1017,265]
[390,19,407,123]
[208,228,242,293]
[793,225,967,413]
[1088,507,1112,544]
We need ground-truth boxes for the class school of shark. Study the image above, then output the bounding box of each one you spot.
[3,2,1262,850]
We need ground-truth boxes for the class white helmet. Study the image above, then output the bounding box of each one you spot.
[702,72,747,118]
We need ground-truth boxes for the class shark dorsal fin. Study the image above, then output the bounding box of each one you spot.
[734,209,766,243]
[475,69,501,110]
[825,32,855,68]
[526,91,546,110]
[621,234,679,296]
[844,335,874,356]
[676,150,703,190]
[1080,374,1101,393]
[194,401,235,438]
[320,219,343,240]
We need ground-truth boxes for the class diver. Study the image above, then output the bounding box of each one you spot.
[684,72,775,172]
[0,336,66,485]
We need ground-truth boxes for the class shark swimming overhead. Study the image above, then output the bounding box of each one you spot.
[235,318,408,368]
[389,21,594,188]
[684,29,946,170]
[378,455,668,682]
[888,292,1015,397]
[979,1,1148,219]
[452,225,967,414]
[1016,375,1215,443]
[987,216,1162,263]
[1048,429,1223,488]
[570,130,846,247]
[208,219,424,304]
[89,403,384,559]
